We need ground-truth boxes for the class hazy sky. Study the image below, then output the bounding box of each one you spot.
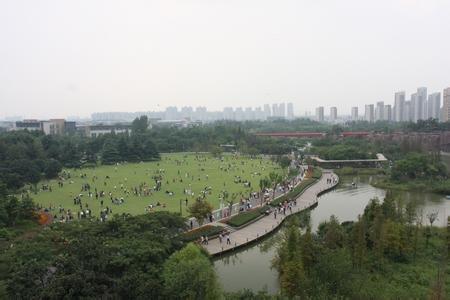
[1,0,449,119]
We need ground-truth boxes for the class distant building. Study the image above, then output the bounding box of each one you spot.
[427,92,441,120]
[13,119,76,135]
[330,107,337,121]
[79,124,131,137]
[263,104,271,119]
[442,88,450,122]
[223,107,234,120]
[165,106,178,120]
[272,104,278,118]
[394,91,405,122]
[287,103,294,119]
[14,119,41,131]
[364,104,374,122]
[418,87,428,120]
[315,106,324,122]
[244,107,254,120]
[351,107,358,121]
[235,107,244,121]
[384,105,392,122]
[375,101,384,121]
[180,106,194,120]
[404,100,412,122]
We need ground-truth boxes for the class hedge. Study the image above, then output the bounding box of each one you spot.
[225,206,267,228]
[182,225,224,242]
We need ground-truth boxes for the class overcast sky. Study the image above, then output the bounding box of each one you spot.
[1,0,449,119]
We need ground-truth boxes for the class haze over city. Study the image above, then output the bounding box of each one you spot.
[1,0,450,119]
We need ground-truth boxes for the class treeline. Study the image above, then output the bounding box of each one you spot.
[309,137,376,160]
[147,121,295,155]
[272,196,449,299]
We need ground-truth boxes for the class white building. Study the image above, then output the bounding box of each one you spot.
[351,107,358,121]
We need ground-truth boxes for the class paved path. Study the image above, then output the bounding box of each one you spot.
[202,171,339,256]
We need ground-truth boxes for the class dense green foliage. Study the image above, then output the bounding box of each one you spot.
[273,196,449,299]
[0,212,212,299]
[163,243,221,299]
[310,138,376,160]
[391,152,446,181]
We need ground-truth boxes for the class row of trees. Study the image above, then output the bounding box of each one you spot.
[272,196,449,299]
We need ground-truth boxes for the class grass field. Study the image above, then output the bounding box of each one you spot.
[29,153,282,219]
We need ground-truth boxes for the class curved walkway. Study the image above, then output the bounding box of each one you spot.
[203,170,339,256]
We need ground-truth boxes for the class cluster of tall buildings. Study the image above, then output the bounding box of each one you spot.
[92,103,295,122]
[316,87,450,123]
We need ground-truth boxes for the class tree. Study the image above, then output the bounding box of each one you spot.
[131,115,149,134]
[188,199,213,225]
[163,243,221,299]
[44,159,62,179]
[210,146,223,158]
[427,211,439,227]
[269,172,283,199]
[101,140,121,165]
[273,220,308,298]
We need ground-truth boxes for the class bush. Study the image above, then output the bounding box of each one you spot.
[226,206,267,228]
[182,225,223,242]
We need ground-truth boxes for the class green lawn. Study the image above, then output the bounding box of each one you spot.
[29,153,281,219]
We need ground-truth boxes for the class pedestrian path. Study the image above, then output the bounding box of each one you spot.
[202,171,338,256]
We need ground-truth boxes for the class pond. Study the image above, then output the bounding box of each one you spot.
[214,175,450,294]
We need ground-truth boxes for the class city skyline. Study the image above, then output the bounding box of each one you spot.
[1,1,450,119]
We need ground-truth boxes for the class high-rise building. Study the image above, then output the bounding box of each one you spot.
[404,100,412,122]
[315,106,324,122]
[427,92,441,120]
[384,105,392,122]
[330,107,337,121]
[180,106,194,120]
[375,101,384,121]
[254,107,264,120]
[165,106,178,120]
[351,107,358,121]
[263,104,271,119]
[417,87,428,120]
[411,93,421,122]
[244,107,254,120]
[442,88,450,122]
[272,104,278,117]
[394,91,405,122]
[365,104,374,122]
[223,107,234,120]
[287,103,294,119]
[235,107,244,121]
[195,107,207,121]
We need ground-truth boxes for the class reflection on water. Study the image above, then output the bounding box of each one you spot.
[214,175,450,294]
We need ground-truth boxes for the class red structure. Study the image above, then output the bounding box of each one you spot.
[255,132,326,138]
[341,131,370,137]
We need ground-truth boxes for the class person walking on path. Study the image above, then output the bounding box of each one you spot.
[226,233,231,245]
